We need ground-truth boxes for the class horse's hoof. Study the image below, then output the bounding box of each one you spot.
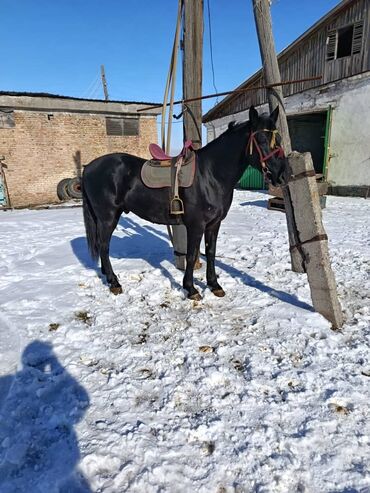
[212,288,225,297]
[110,286,123,295]
[189,292,202,301]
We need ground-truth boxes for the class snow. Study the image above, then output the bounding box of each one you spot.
[0,190,369,493]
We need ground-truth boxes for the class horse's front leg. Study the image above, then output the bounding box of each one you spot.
[205,221,225,297]
[183,226,204,300]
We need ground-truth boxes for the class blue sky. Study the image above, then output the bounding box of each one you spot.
[0,0,339,151]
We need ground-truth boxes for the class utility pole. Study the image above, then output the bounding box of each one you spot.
[252,0,343,328]
[172,0,204,270]
[182,0,203,149]
[100,65,109,101]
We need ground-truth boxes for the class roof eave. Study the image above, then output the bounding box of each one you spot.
[202,0,355,123]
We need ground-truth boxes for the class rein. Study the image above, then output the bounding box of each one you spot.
[247,129,285,175]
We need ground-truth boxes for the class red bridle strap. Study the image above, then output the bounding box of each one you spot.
[247,129,285,173]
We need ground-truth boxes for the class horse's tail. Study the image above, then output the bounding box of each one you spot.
[82,174,100,261]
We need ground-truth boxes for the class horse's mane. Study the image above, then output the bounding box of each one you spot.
[199,120,250,155]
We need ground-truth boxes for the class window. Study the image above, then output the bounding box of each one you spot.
[0,110,15,128]
[105,117,139,136]
[326,21,364,61]
[337,25,353,58]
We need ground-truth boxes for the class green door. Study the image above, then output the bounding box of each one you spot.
[238,166,265,189]
[0,173,7,206]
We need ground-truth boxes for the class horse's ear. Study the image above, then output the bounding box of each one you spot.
[270,105,279,125]
[249,105,259,128]
[228,121,235,130]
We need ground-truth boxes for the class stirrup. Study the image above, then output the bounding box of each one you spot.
[170,196,184,215]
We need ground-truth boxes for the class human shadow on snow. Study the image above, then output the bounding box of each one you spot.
[0,341,91,493]
[72,216,313,311]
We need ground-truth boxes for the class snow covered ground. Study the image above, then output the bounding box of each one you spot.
[0,190,369,493]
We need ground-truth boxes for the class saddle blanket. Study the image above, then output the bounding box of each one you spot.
[141,153,196,189]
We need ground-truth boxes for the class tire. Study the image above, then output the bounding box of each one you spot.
[66,177,82,200]
[57,178,71,201]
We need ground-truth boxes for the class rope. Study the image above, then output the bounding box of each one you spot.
[137,76,322,113]
[162,0,184,246]
[161,0,183,153]
[206,0,218,100]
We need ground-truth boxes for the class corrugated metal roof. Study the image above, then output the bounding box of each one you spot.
[0,90,160,107]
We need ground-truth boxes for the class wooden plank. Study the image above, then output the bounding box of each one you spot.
[288,151,343,329]
[269,180,328,199]
[267,197,285,212]
[252,0,305,273]
[252,0,343,329]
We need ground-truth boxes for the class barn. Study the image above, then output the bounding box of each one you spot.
[203,0,370,197]
[0,92,161,208]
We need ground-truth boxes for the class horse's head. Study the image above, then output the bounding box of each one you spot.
[247,105,288,186]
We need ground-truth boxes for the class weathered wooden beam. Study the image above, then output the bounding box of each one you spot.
[252,0,343,328]
[252,0,304,273]
[172,0,203,271]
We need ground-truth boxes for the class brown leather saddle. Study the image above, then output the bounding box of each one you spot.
[141,141,196,214]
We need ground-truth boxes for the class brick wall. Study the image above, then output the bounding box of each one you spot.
[0,111,158,207]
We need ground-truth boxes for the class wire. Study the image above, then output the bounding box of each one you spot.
[83,74,100,99]
[89,77,103,100]
[157,120,184,125]
[206,0,218,102]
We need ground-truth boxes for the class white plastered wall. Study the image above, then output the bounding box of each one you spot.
[204,72,370,187]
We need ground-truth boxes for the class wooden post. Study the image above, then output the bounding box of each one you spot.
[171,0,204,270]
[100,65,109,101]
[252,0,343,328]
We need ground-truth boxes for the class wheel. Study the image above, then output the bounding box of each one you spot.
[66,177,82,200]
[57,178,71,201]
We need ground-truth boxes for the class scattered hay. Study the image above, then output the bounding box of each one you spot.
[199,345,214,353]
[48,323,60,332]
[137,333,148,344]
[202,441,215,456]
[328,402,352,415]
[74,311,93,326]
[232,359,244,371]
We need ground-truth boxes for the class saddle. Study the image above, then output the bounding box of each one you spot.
[141,141,196,215]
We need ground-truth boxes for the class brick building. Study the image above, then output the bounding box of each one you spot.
[0,92,161,207]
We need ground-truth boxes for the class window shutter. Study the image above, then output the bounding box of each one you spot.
[352,21,364,55]
[123,118,139,136]
[106,117,139,136]
[0,110,15,129]
[106,117,124,136]
[326,30,337,61]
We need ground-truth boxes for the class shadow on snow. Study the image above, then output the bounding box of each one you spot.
[0,341,91,492]
[71,215,313,312]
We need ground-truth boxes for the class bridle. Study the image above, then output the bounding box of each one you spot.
[247,128,285,176]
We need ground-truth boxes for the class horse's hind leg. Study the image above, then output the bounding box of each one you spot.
[183,226,204,300]
[97,212,122,294]
[205,221,225,297]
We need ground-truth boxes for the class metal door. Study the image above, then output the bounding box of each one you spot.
[238,166,265,189]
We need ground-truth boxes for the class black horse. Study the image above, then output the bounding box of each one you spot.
[82,106,287,300]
